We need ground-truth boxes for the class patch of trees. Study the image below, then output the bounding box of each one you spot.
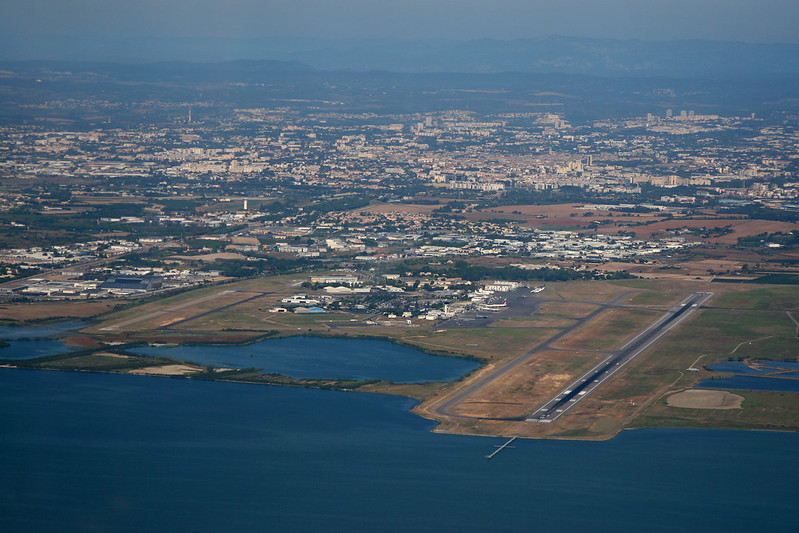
[440,261,582,282]
[306,195,371,214]
[156,198,205,214]
[205,256,310,278]
[724,205,799,222]
[738,230,799,248]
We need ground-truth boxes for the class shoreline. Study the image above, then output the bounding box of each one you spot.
[3,362,797,442]
[4,311,799,440]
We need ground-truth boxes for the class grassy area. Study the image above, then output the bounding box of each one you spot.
[550,280,632,301]
[84,285,233,333]
[100,330,270,345]
[681,309,796,357]
[555,308,662,351]
[189,310,360,333]
[626,291,685,307]
[535,301,599,319]
[295,325,559,361]
[712,286,799,310]
[630,390,799,431]
[360,381,448,402]
[400,327,558,361]
[487,316,576,329]
[0,300,122,322]
[634,309,793,366]
[8,351,178,372]
[610,279,658,290]
[87,273,304,332]
[195,369,385,391]
[599,309,797,402]
[448,349,615,420]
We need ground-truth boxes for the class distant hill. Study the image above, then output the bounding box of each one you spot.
[0,59,314,84]
[281,37,799,78]
[2,35,799,78]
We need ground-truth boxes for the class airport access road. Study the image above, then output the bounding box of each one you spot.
[525,291,714,423]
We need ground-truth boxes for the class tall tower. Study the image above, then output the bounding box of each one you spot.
[188,105,192,123]
[243,198,248,211]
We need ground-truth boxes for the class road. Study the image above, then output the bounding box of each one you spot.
[525,291,714,423]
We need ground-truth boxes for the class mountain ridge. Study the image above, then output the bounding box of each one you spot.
[2,35,798,78]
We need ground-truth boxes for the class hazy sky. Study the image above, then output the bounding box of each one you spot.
[2,0,798,43]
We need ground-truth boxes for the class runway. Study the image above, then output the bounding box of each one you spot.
[430,289,635,420]
[526,291,714,423]
[430,289,713,425]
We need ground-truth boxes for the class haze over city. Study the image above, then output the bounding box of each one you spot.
[2,0,799,62]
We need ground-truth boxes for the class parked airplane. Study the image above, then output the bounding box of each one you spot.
[477,300,508,311]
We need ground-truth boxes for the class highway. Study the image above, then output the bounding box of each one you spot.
[526,291,714,423]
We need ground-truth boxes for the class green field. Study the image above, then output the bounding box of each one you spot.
[627,291,685,307]
[592,284,799,434]
[600,307,798,402]
[630,390,799,431]
[400,327,559,360]
[555,308,662,351]
[711,286,799,310]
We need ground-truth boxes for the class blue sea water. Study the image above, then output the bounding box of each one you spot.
[2,368,799,533]
[131,336,480,383]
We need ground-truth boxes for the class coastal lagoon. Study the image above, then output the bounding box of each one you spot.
[0,320,86,340]
[701,360,799,392]
[706,360,799,374]
[699,375,799,393]
[0,321,84,359]
[131,336,480,383]
[0,338,74,359]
